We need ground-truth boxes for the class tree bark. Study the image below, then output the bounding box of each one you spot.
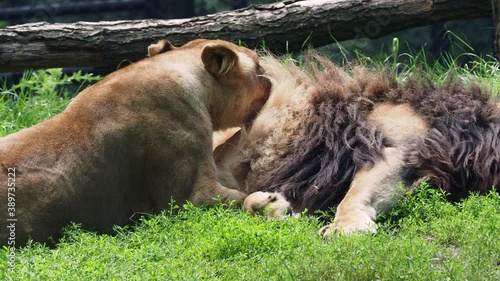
[493,0,500,59]
[0,0,493,72]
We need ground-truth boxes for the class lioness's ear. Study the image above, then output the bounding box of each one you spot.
[201,44,237,76]
[148,39,174,57]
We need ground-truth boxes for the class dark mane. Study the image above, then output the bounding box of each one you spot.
[399,81,500,200]
[247,54,499,212]
[247,57,391,213]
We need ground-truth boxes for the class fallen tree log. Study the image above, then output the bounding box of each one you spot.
[493,0,500,59]
[0,0,493,72]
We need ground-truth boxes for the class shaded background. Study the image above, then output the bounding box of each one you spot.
[0,0,495,64]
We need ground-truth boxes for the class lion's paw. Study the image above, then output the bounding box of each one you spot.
[243,191,296,219]
[319,217,377,238]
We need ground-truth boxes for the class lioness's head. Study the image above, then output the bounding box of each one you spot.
[148,39,271,130]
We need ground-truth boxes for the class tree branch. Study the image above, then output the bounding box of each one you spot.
[0,0,492,72]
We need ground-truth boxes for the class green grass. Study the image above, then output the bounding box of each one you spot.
[332,35,500,96]
[0,69,100,136]
[1,190,499,280]
[1,44,499,280]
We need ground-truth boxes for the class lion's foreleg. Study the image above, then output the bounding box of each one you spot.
[320,147,407,237]
[190,159,248,205]
[192,182,247,205]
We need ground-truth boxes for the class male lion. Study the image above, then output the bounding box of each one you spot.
[0,39,271,246]
[214,53,499,237]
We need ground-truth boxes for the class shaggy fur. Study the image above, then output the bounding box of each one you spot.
[222,52,499,219]
[400,82,500,200]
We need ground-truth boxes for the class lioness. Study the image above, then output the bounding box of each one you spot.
[0,39,271,246]
[214,53,499,237]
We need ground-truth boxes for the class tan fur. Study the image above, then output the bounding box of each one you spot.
[367,103,429,145]
[147,39,174,57]
[0,39,271,246]
[243,191,295,219]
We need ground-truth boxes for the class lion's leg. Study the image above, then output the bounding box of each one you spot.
[191,180,248,205]
[211,183,248,205]
[320,147,407,237]
[189,160,248,205]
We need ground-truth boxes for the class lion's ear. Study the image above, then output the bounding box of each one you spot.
[148,39,174,57]
[201,44,237,77]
